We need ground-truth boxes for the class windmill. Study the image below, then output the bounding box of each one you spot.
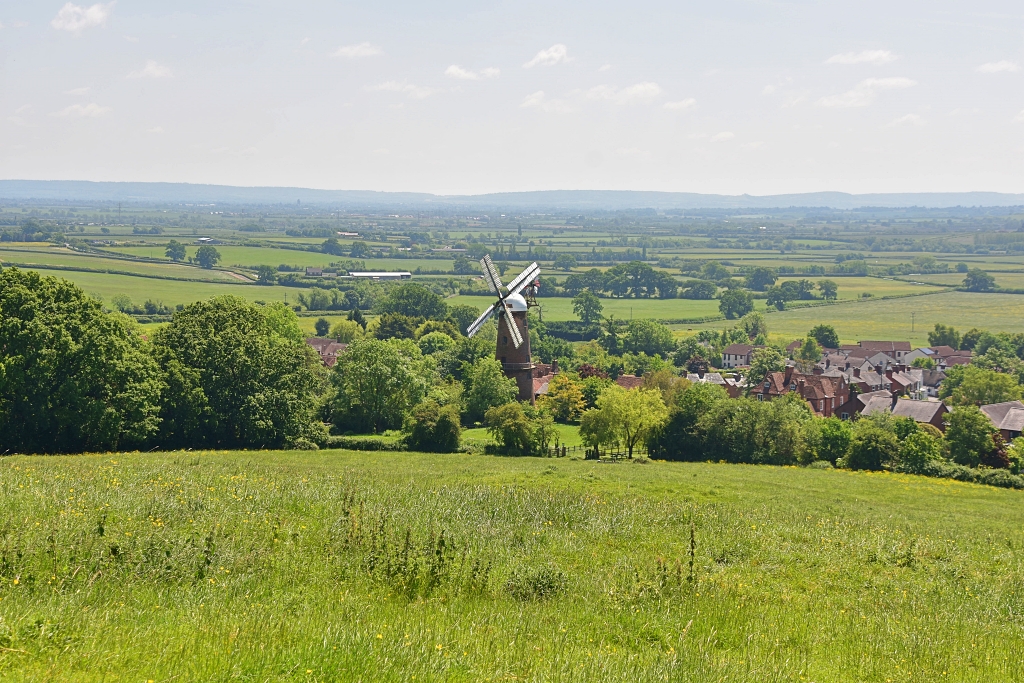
[466,255,541,402]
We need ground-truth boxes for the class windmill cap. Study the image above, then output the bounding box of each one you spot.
[505,292,528,312]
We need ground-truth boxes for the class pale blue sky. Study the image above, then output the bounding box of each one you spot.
[1,1,1022,194]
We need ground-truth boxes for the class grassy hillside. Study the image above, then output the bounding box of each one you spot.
[2,451,1022,682]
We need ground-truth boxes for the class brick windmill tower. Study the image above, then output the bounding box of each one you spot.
[466,255,541,403]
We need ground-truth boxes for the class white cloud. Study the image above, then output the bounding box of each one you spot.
[762,85,776,95]
[444,65,500,80]
[1016,110,1024,122]
[817,77,916,108]
[826,50,897,66]
[587,82,662,105]
[598,64,612,72]
[127,60,173,79]
[147,126,164,133]
[65,87,90,95]
[123,35,138,42]
[519,90,573,113]
[977,60,1019,73]
[663,98,696,110]
[333,42,382,58]
[370,81,437,99]
[51,2,114,33]
[710,131,735,142]
[524,44,569,68]
[54,102,112,117]
[888,113,925,127]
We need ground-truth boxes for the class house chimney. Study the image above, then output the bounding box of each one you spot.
[875,364,883,376]
[885,368,893,380]
[812,366,823,375]
[552,359,559,374]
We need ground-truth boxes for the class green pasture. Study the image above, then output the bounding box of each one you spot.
[776,276,943,300]
[2,451,1023,681]
[103,245,453,273]
[452,294,732,322]
[463,423,583,449]
[5,267,298,309]
[689,291,1024,346]
[0,246,242,283]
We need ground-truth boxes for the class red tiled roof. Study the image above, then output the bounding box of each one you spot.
[615,374,645,390]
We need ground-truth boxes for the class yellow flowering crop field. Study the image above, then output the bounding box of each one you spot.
[1,451,1023,682]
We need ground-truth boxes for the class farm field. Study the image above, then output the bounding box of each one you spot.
[454,277,940,324]
[689,291,1024,346]
[0,245,243,282]
[8,267,298,309]
[2,451,1022,682]
[104,245,453,273]
[453,294,732,321]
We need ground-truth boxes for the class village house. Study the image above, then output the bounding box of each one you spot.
[980,401,1024,442]
[531,361,560,401]
[305,338,347,367]
[722,343,757,368]
[753,367,852,418]
[861,395,950,431]
[904,346,973,369]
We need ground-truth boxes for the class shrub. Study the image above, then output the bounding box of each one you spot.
[484,402,534,455]
[405,400,461,453]
[846,425,899,471]
[894,430,943,474]
[505,565,567,601]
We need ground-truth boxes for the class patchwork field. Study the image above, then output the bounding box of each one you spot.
[2,451,1022,682]
[103,245,453,273]
[2,267,296,309]
[0,245,244,282]
[690,291,1024,346]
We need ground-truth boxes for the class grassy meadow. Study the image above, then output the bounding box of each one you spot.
[1,451,1023,682]
[688,291,1024,346]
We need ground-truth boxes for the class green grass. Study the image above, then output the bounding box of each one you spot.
[454,277,939,324]
[688,291,1024,346]
[105,245,453,273]
[0,246,242,282]
[6,267,299,309]
[463,423,584,449]
[2,451,1023,681]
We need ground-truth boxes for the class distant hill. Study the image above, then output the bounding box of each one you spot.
[1,180,1022,210]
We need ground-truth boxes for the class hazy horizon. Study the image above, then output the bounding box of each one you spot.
[2,1,1023,195]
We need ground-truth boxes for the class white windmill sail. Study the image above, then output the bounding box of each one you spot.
[464,260,539,349]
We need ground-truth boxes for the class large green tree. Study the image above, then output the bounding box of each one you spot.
[376,283,448,320]
[622,319,676,358]
[572,290,604,324]
[809,324,840,349]
[330,337,428,434]
[165,240,186,262]
[928,323,961,349]
[153,296,325,448]
[719,288,754,319]
[464,357,518,422]
[945,406,996,467]
[939,365,1021,406]
[580,385,668,458]
[963,269,996,292]
[194,245,221,269]
[745,267,778,291]
[0,268,163,453]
